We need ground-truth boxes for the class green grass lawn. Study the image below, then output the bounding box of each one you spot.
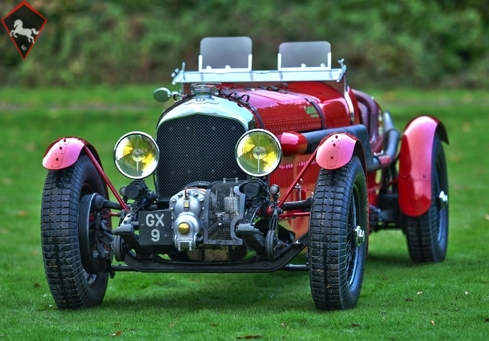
[0,86,488,340]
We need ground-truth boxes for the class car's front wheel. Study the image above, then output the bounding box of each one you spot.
[41,155,111,309]
[308,156,368,310]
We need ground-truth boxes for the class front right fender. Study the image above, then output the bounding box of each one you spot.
[316,132,366,173]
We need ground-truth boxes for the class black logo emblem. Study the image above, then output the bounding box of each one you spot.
[1,1,47,59]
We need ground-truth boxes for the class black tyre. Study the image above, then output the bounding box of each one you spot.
[308,156,368,310]
[41,155,110,309]
[402,134,449,263]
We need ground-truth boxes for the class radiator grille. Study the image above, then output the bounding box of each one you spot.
[156,115,247,199]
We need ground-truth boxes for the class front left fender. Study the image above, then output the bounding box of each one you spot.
[316,133,366,172]
[42,137,103,170]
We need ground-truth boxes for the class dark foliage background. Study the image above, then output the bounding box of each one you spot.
[1,0,488,88]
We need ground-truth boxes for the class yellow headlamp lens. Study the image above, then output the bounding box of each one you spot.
[114,132,159,179]
[235,129,282,177]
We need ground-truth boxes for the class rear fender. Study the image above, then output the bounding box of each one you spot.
[316,133,366,172]
[42,137,104,170]
[398,116,449,217]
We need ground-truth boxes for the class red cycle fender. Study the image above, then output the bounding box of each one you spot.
[316,133,365,171]
[42,137,101,170]
[42,137,129,211]
[398,116,449,217]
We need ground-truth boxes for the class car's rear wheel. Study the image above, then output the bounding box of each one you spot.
[308,156,368,310]
[402,134,449,263]
[41,155,111,309]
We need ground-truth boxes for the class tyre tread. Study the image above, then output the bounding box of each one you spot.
[41,156,108,309]
[308,157,367,310]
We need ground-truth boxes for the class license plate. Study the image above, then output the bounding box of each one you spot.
[138,210,173,245]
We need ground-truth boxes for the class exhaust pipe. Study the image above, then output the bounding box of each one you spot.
[277,111,400,171]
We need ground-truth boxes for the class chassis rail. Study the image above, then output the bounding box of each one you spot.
[111,233,309,273]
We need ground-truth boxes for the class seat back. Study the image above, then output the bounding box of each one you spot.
[353,89,384,152]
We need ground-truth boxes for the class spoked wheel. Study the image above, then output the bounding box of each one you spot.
[402,134,449,263]
[41,155,112,309]
[308,156,368,310]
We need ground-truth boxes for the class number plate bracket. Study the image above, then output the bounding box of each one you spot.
[139,210,173,245]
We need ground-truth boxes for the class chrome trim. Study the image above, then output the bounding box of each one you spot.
[172,68,346,84]
[157,96,256,131]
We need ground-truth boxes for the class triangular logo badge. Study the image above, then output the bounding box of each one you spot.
[2,1,47,60]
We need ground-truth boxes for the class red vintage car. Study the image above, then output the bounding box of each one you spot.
[41,37,449,311]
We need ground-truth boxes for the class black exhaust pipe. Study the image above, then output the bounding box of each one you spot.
[370,111,400,171]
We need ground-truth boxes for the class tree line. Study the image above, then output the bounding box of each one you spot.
[1,0,487,88]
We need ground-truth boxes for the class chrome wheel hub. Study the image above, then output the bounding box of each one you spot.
[438,190,448,209]
[354,225,365,247]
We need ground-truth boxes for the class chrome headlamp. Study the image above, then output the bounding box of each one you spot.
[114,132,159,179]
[235,129,282,177]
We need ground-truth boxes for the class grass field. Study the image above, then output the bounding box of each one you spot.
[0,86,488,340]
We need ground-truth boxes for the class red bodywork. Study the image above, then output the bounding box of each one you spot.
[223,82,353,133]
[211,82,369,236]
[208,81,445,235]
[43,72,446,236]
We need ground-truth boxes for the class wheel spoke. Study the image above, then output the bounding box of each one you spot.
[346,186,359,285]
